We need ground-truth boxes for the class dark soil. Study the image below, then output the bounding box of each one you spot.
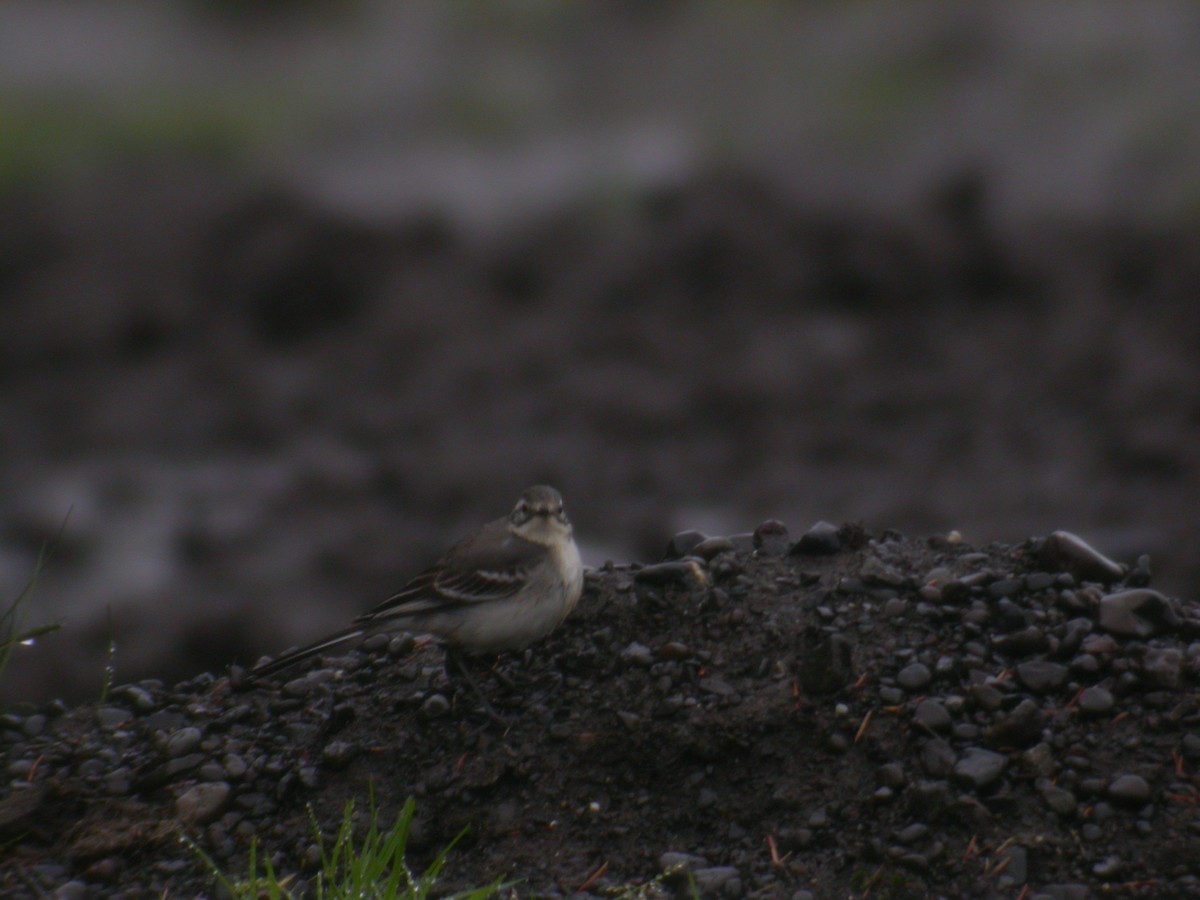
[4,521,1200,897]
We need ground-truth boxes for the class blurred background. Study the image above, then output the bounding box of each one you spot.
[2,1,1198,706]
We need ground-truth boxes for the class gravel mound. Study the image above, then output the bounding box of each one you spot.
[3,522,1200,897]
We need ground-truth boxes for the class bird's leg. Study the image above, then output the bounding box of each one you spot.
[445,647,509,728]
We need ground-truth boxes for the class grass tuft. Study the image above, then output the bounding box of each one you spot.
[0,540,63,694]
[187,793,506,899]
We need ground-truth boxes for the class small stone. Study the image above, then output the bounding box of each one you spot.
[283,670,336,697]
[797,631,854,695]
[176,782,231,825]
[986,578,1022,598]
[1181,733,1200,760]
[199,763,227,782]
[860,555,905,587]
[387,634,416,657]
[1025,572,1056,592]
[660,851,709,873]
[420,693,451,719]
[894,823,928,845]
[987,698,1042,749]
[699,675,735,697]
[166,727,203,758]
[1035,531,1125,583]
[52,882,89,900]
[1015,661,1068,694]
[919,739,957,777]
[657,641,691,660]
[1093,855,1124,879]
[969,684,1005,711]
[1099,589,1179,638]
[165,753,205,778]
[95,707,132,730]
[752,520,789,556]
[1022,743,1056,777]
[913,700,951,731]
[1037,779,1077,816]
[122,685,157,712]
[103,768,132,794]
[790,521,841,556]
[998,845,1028,885]
[897,663,932,691]
[909,780,954,816]
[692,866,742,898]
[1078,686,1115,716]
[1141,647,1184,688]
[993,627,1050,657]
[694,537,735,559]
[878,763,906,788]
[1107,774,1151,804]
[617,710,641,729]
[635,560,708,589]
[620,642,654,668]
[222,753,249,779]
[322,741,358,770]
[666,530,707,559]
[953,748,1007,789]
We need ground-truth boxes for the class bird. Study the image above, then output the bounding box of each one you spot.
[246,485,585,696]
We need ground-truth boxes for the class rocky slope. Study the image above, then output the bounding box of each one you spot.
[3,521,1199,898]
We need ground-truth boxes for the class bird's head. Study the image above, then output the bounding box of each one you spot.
[509,485,573,543]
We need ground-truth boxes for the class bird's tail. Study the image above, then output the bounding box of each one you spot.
[245,626,366,682]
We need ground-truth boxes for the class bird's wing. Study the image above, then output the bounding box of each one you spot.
[355,520,542,625]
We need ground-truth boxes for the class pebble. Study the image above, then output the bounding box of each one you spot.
[95,707,132,730]
[175,782,231,824]
[634,560,708,588]
[694,537,735,559]
[660,851,709,872]
[998,844,1028,885]
[165,726,203,758]
[1015,660,1068,694]
[222,753,249,779]
[1078,686,1115,715]
[122,685,157,712]
[322,741,359,770]
[986,577,1023,598]
[1141,646,1184,687]
[1037,779,1077,816]
[897,663,932,691]
[953,748,1007,789]
[420,694,451,719]
[1035,531,1125,583]
[1099,589,1179,638]
[666,530,707,559]
[913,700,951,731]
[790,521,841,555]
[1181,733,1200,760]
[1107,774,1151,804]
[987,698,1042,748]
[692,866,742,898]
[752,520,789,556]
[920,739,957,777]
[620,642,654,668]
[969,684,1004,711]
[1092,855,1124,879]
[894,823,928,845]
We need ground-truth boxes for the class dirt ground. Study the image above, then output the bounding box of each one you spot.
[4,522,1200,897]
